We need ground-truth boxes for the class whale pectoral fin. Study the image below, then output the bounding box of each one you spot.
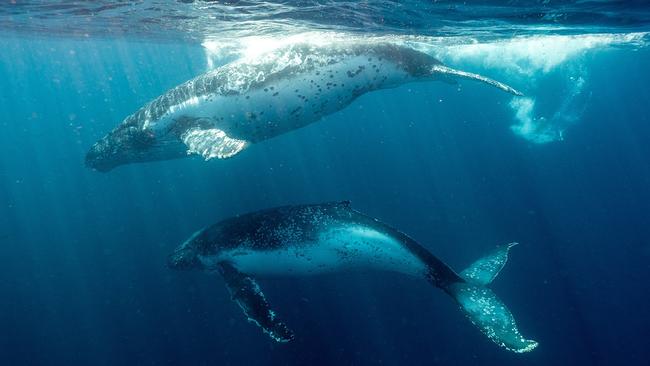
[460,242,518,285]
[217,262,294,343]
[431,65,524,96]
[180,127,249,160]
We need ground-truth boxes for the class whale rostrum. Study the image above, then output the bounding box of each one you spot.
[86,42,523,172]
[168,202,538,353]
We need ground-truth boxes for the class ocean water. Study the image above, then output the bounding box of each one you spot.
[1,1,650,365]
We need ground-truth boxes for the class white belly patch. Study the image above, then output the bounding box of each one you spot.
[205,225,427,277]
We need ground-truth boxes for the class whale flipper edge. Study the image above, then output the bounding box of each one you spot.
[217,262,294,343]
[432,65,524,96]
[181,127,249,160]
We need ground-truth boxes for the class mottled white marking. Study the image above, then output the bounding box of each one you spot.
[146,55,409,151]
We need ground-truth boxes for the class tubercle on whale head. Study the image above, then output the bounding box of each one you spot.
[167,245,201,270]
[85,135,119,172]
[167,230,205,270]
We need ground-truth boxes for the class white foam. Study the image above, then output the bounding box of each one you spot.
[202,31,353,69]
[509,97,559,144]
[510,70,590,143]
[436,32,647,75]
[414,33,642,143]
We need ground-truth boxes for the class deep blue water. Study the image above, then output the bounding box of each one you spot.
[2,2,650,366]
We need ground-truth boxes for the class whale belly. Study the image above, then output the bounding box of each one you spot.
[210,225,427,277]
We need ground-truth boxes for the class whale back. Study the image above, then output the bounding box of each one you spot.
[194,201,354,254]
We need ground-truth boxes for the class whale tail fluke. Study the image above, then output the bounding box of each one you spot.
[445,243,538,353]
[432,65,524,96]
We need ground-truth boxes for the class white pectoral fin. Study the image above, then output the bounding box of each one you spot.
[432,65,524,96]
[181,127,249,160]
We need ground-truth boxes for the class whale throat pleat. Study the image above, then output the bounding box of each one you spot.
[181,127,249,160]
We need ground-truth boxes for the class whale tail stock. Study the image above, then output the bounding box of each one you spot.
[432,65,524,96]
[437,242,538,353]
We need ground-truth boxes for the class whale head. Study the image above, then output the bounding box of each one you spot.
[167,230,204,270]
[86,118,189,172]
[85,122,159,172]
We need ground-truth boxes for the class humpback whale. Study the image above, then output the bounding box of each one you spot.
[86,42,523,171]
[168,202,537,353]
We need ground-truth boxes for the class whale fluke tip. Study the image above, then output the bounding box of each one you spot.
[446,242,537,353]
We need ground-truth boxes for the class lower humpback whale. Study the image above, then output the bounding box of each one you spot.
[168,202,538,353]
[86,41,523,171]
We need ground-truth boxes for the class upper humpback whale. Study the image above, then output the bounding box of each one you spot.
[86,42,523,171]
[168,201,538,353]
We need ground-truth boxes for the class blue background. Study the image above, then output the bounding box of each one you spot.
[0,37,649,365]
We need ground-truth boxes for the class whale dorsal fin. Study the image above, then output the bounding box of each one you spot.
[217,262,294,343]
[181,127,249,160]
